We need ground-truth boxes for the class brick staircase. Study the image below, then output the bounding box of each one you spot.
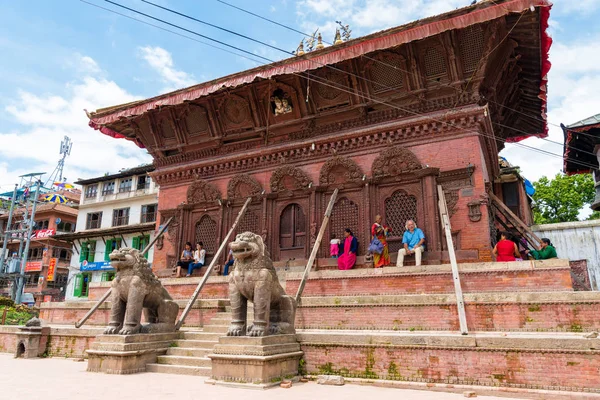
[146,310,232,376]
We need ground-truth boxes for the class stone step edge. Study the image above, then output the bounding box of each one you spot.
[308,375,600,399]
[296,330,600,351]
[296,291,600,307]
[146,363,211,375]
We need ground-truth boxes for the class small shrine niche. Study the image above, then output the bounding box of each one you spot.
[270,89,293,116]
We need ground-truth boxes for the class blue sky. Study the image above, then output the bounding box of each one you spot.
[1,0,600,193]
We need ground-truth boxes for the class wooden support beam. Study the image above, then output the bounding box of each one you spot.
[295,188,338,304]
[489,192,542,248]
[437,185,468,335]
[175,197,252,330]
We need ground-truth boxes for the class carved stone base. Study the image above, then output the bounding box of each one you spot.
[208,334,303,388]
[86,332,178,374]
[15,326,50,358]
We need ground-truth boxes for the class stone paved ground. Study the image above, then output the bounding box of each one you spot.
[0,354,522,400]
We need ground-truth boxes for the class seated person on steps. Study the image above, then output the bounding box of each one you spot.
[175,242,193,278]
[223,249,234,276]
[186,242,206,277]
[396,220,425,267]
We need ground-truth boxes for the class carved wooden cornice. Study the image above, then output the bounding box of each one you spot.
[186,178,222,205]
[319,155,364,185]
[227,174,263,199]
[151,106,487,187]
[371,146,422,182]
[270,165,312,192]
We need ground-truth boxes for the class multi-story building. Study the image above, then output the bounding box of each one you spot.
[0,189,80,303]
[57,165,159,300]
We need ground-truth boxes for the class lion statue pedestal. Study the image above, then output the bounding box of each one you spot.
[86,248,179,374]
[208,232,303,387]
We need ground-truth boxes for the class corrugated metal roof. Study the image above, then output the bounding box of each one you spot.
[566,113,600,129]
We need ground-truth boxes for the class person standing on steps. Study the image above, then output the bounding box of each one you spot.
[371,214,391,268]
[396,220,425,267]
[223,249,234,276]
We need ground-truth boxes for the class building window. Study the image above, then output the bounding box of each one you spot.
[86,212,102,230]
[85,184,98,199]
[26,273,40,287]
[104,238,122,261]
[119,178,133,193]
[112,208,130,226]
[141,204,157,223]
[52,247,71,262]
[79,241,96,263]
[132,235,150,259]
[102,181,115,196]
[27,247,44,260]
[502,182,521,217]
[36,220,49,230]
[56,221,75,232]
[73,273,92,297]
[137,175,150,191]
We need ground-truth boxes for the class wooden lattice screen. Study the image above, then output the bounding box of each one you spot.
[329,197,362,253]
[238,209,260,235]
[385,190,418,253]
[195,215,217,254]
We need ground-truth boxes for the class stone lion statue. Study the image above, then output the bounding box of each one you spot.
[227,232,296,337]
[104,248,178,335]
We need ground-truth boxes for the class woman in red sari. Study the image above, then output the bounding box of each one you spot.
[493,232,520,262]
[371,215,391,268]
[337,228,358,270]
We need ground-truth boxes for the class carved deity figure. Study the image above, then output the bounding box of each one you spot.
[104,248,178,335]
[227,232,297,336]
[272,94,292,116]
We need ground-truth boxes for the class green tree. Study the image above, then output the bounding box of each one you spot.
[532,173,595,224]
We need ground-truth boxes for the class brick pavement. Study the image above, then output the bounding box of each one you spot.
[0,354,518,400]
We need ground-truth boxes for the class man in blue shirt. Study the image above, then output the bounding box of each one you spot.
[397,219,425,267]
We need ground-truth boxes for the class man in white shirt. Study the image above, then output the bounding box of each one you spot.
[187,242,206,277]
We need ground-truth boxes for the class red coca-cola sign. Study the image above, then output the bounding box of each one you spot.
[32,229,56,239]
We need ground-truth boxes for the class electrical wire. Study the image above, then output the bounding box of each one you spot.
[80,1,600,172]
[214,0,594,140]
[144,1,598,159]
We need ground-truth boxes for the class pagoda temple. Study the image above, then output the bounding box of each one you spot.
[87,0,552,273]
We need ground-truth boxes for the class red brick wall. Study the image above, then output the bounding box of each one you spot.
[296,302,600,332]
[153,134,497,269]
[286,268,573,297]
[39,304,220,327]
[301,345,600,391]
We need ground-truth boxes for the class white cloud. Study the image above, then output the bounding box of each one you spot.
[555,0,600,15]
[0,57,151,193]
[138,46,196,91]
[296,0,466,35]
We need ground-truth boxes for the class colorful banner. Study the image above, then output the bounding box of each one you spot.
[25,261,42,272]
[80,260,113,272]
[47,257,57,281]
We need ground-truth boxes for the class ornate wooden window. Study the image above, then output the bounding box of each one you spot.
[369,55,404,94]
[385,190,418,253]
[183,107,209,136]
[459,25,484,74]
[195,215,217,254]
[423,47,447,80]
[159,116,176,139]
[279,204,306,250]
[330,197,361,251]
